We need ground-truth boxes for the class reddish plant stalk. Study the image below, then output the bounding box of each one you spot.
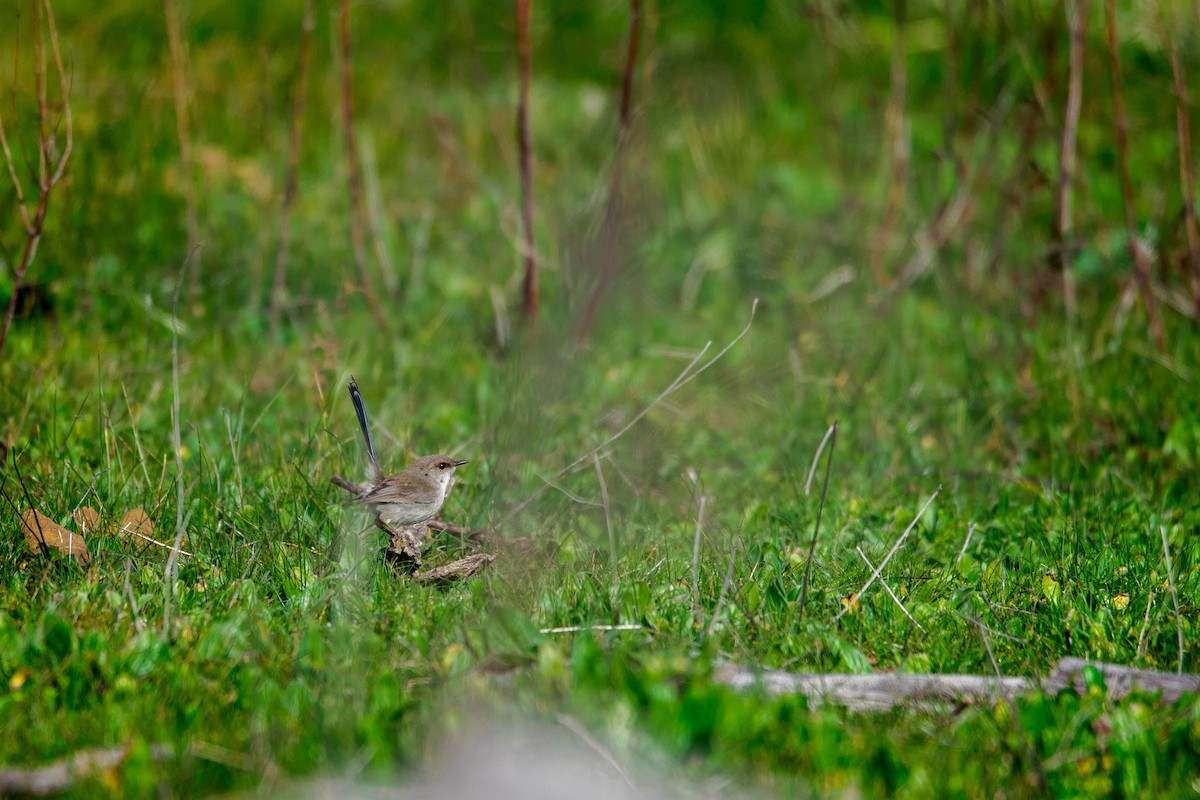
[1103,0,1165,348]
[163,0,199,291]
[339,0,387,328]
[1053,0,1086,308]
[575,0,643,343]
[515,0,538,325]
[1158,4,1200,317]
[270,0,315,328]
[0,0,72,361]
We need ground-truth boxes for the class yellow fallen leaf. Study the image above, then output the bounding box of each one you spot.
[21,510,90,563]
[1110,593,1130,611]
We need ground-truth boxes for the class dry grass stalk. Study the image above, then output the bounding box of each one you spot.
[506,299,758,519]
[515,0,538,325]
[1103,0,1165,348]
[270,0,315,329]
[162,0,200,293]
[869,0,910,287]
[337,0,387,328]
[1157,2,1200,316]
[1159,525,1184,674]
[1053,0,1087,320]
[574,0,644,343]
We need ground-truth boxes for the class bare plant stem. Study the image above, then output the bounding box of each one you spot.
[515,0,538,325]
[798,422,836,619]
[869,0,909,287]
[338,0,387,328]
[1103,0,1165,349]
[270,0,314,331]
[1054,0,1087,320]
[1159,526,1184,674]
[0,0,72,361]
[691,493,706,630]
[163,0,199,293]
[1157,3,1200,317]
[575,0,642,343]
[163,245,200,639]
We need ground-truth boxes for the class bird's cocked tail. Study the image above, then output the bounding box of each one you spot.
[348,377,384,484]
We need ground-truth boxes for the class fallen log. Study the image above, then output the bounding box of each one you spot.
[714,657,1199,712]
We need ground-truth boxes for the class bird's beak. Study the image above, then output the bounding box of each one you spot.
[452,459,469,467]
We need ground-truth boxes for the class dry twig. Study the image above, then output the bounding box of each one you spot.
[833,485,940,623]
[506,299,758,518]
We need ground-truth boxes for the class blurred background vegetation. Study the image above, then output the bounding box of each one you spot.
[2,0,1196,494]
[2,1,1199,795]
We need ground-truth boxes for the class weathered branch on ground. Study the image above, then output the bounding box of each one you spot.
[411,553,496,584]
[0,744,173,796]
[716,657,1200,712]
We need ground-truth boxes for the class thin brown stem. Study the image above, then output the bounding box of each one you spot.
[338,0,387,328]
[270,0,314,330]
[0,0,72,361]
[869,0,909,288]
[1157,2,1200,318]
[575,0,642,344]
[163,0,199,289]
[515,0,537,325]
[1103,0,1165,349]
[1053,0,1086,314]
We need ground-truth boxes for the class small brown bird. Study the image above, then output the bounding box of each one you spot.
[348,377,467,528]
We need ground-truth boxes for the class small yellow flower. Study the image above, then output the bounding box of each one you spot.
[8,668,31,691]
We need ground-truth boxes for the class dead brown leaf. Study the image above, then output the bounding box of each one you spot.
[73,506,103,535]
[21,510,90,563]
[118,508,155,548]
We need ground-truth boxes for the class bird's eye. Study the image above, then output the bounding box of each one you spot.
[438,461,450,469]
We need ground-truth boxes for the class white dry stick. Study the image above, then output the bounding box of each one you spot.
[1160,525,1184,674]
[804,422,838,495]
[955,522,977,565]
[856,546,924,631]
[540,624,643,634]
[535,472,601,506]
[120,518,194,557]
[834,484,941,623]
[691,494,707,630]
[506,299,758,519]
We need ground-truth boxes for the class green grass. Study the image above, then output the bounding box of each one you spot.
[2,2,1200,797]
